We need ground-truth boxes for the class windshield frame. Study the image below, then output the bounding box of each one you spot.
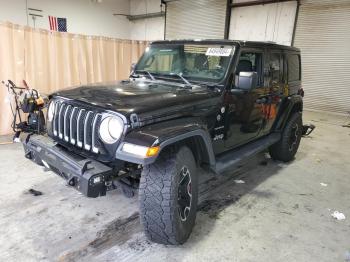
[134,43,237,86]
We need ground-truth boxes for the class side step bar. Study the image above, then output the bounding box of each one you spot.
[214,133,281,174]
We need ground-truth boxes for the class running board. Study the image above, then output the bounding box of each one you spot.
[214,133,281,174]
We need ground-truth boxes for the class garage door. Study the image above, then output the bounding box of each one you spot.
[165,0,226,40]
[229,1,297,46]
[294,0,350,113]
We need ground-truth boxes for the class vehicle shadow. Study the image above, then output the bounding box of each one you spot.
[59,151,284,261]
[198,152,282,218]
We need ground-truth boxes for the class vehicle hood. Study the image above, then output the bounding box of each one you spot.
[52,79,220,124]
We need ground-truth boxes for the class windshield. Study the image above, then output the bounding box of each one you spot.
[135,44,235,83]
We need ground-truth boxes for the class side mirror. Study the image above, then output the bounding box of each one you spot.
[130,63,136,74]
[237,71,258,91]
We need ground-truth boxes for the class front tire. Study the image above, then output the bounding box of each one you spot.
[269,112,303,162]
[139,146,198,245]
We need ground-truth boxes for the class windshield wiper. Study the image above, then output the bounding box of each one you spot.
[168,73,192,88]
[131,70,155,81]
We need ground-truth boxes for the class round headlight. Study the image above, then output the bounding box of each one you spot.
[99,116,124,144]
[47,101,55,122]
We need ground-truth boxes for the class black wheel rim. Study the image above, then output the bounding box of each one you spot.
[178,166,192,222]
[289,123,299,151]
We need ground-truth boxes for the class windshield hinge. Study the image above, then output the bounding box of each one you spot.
[130,113,141,128]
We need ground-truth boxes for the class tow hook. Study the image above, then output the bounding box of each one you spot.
[302,124,315,136]
[24,150,32,159]
[68,176,77,187]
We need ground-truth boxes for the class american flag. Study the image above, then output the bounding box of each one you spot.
[49,16,67,32]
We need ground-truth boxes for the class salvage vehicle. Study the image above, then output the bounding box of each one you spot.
[23,40,311,245]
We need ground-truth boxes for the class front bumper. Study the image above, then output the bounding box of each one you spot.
[23,135,113,198]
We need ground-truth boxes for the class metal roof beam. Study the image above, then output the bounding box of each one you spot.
[231,0,295,8]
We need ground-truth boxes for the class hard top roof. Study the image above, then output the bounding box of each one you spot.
[150,39,300,52]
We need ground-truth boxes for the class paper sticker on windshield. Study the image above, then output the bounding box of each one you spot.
[206,47,233,57]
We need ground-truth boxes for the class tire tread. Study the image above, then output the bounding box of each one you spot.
[139,149,181,245]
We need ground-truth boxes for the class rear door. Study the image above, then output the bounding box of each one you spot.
[260,49,284,135]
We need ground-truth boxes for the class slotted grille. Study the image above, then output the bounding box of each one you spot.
[52,102,102,154]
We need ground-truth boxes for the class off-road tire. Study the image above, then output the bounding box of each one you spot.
[269,112,303,162]
[139,146,198,245]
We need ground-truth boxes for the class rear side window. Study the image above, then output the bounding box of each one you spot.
[270,53,282,82]
[287,55,301,81]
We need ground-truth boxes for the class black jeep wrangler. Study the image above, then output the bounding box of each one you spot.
[23,40,306,245]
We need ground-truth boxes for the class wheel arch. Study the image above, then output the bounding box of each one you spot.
[290,100,303,114]
[158,131,216,168]
[273,95,303,131]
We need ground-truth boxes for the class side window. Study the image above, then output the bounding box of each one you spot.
[270,53,282,82]
[236,52,263,86]
[287,54,301,81]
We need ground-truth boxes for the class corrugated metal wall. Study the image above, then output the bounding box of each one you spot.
[165,0,226,40]
[294,0,350,113]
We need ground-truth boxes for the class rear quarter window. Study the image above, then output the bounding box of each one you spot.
[287,54,301,82]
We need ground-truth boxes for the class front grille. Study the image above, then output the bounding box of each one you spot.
[52,101,102,154]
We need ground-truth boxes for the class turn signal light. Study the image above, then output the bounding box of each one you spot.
[146,146,160,157]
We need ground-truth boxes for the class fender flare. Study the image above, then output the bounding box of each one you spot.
[158,129,216,166]
[273,95,303,131]
[115,129,216,167]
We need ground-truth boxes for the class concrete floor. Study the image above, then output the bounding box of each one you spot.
[0,110,349,262]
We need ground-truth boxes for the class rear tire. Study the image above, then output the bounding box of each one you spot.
[269,112,303,162]
[139,146,198,245]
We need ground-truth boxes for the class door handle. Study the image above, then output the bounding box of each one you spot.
[256,98,267,104]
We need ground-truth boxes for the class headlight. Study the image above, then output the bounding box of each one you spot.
[47,101,55,122]
[99,116,124,144]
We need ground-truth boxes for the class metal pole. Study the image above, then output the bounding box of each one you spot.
[291,0,300,46]
[231,0,295,8]
[164,3,167,40]
[25,0,29,26]
[224,0,232,39]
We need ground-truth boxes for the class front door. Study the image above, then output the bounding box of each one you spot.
[223,49,267,149]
